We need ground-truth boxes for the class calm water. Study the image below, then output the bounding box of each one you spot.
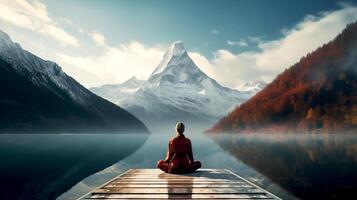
[1,133,357,200]
[0,134,148,200]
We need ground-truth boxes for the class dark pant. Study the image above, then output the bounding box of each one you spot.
[157,160,201,174]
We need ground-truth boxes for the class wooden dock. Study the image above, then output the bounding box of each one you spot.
[79,169,281,199]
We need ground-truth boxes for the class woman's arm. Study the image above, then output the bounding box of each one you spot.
[164,141,174,163]
[187,140,194,163]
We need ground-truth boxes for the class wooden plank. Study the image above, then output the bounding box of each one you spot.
[84,197,273,200]
[110,181,245,184]
[121,174,238,177]
[79,169,280,200]
[104,184,255,188]
[119,177,239,180]
[85,193,274,199]
[124,171,229,175]
[115,176,239,179]
[123,170,230,176]
[85,199,273,200]
[106,181,249,185]
[124,171,230,177]
[129,169,226,173]
[112,179,240,182]
[110,177,245,182]
[225,170,282,200]
[93,187,264,194]
[77,169,133,200]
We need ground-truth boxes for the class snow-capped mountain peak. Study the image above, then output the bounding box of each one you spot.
[167,41,186,57]
[122,76,144,87]
[148,41,207,87]
[91,41,262,132]
[90,76,145,101]
[150,41,193,77]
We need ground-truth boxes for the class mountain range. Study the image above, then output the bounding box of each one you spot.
[0,20,354,135]
[91,41,263,132]
[0,30,148,133]
[208,21,357,134]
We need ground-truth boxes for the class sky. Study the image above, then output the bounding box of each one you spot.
[0,0,357,88]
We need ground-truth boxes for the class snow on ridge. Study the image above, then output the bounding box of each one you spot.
[151,41,188,76]
[0,30,12,42]
[0,29,89,104]
[238,80,267,94]
[92,41,261,122]
[168,41,185,57]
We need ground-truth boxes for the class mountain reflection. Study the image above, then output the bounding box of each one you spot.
[0,134,148,200]
[209,134,357,200]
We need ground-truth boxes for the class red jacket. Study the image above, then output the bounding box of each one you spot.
[164,134,194,164]
[159,134,201,173]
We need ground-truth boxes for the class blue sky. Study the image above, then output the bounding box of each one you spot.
[43,0,348,57]
[0,0,357,88]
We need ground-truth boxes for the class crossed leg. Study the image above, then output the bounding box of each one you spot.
[157,160,201,174]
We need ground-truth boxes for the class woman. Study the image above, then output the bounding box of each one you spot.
[157,122,201,174]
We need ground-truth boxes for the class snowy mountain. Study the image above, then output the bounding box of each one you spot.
[92,41,258,132]
[0,30,148,133]
[91,76,145,101]
[239,80,267,94]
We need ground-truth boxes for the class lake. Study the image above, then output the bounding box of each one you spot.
[0,134,148,200]
[1,133,357,200]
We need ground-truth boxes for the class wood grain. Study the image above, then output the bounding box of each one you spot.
[79,169,281,199]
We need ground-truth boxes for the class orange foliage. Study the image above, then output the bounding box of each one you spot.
[208,21,357,134]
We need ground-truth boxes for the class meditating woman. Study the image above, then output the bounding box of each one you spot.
[157,122,201,174]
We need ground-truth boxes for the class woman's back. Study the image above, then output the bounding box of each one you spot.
[170,135,191,155]
[157,122,201,174]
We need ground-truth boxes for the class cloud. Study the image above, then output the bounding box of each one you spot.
[211,29,220,35]
[57,5,357,89]
[227,39,248,47]
[89,31,106,46]
[192,5,357,89]
[1,1,356,92]
[0,0,79,47]
[57,41,165,87]
[247,36,264,44]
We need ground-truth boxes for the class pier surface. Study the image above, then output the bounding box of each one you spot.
[80,168,280,199]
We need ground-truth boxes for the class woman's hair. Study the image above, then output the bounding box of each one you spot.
[175,122,185,134]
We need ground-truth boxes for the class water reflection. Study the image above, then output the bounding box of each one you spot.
[159,173,193,198]
[63,133,295,199]
[0,134,148,200]
[209,134,357,200]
